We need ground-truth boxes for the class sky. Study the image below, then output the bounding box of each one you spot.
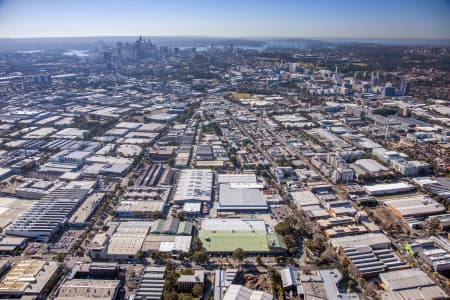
[0,0,449,39]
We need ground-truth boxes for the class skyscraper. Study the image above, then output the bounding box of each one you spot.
[400,80,410,96]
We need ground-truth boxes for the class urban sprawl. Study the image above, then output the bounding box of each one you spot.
[0,38,448,300]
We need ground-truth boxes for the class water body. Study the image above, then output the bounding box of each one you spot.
[62,49,90,57]
[320,38,450,46]
[17,50,44,54]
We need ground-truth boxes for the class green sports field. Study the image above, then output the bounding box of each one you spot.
[199,230,270,252]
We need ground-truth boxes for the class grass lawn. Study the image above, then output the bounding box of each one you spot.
[231,92,253,100]
[199,230,269,252]
[352,62,368,67]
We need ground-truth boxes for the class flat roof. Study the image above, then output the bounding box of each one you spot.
[0,197,37,228]
[173,169,213,203]
[291,190,320,207]
[330,233,391,249]
[381,286,449,300]
[56,279,120,300]
[0,168,12,177]
[0,260,59,295]
[217,174,257,184]
[218,184,267,210]
[380,268,437,291]
[385,195,445,217]
[134,266,166,300]
[115,122,142,129]
[364,182,414,195]
[354,159,389,173]
[223,284,272,300]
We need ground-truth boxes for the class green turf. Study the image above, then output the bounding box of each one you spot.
[199,230,269,252]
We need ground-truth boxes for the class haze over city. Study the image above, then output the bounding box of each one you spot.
[0,0,449,39]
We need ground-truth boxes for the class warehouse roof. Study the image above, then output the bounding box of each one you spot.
[177,221,193,235]
[364,182,415,195]
[330,233,391,249]
[381,286,449,300]
[379,268,435,291]
[134,266,166,300]
[201,219,266,232]
[290,190,320,207]
[0,260,59,296]
[4,186,91,239]
[217,174,257,184]
[159,236,192,253]
[218,184,267,211]
[354,159,389,173]
[56,279,120,300]
[223,285,272,300]
[107,221,151,256]
[385,194,445,218]
[173,169,213,203]
[116,200,164,215]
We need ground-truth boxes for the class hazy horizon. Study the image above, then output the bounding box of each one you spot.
[0,0,449,40]
[1,35,449,52]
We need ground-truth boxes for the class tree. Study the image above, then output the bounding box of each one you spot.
[191,237,203,252]
[232,248,246,263]
[177,253,187,261]
[168,158,175,167]
[136,250,145,260]
[162,263,179,298]
[192,283,204,297]
[181,268,194,275]
[429,218,441,235]
[256,255,263,266]
[179,294,193,300]
[163,291,178,300]
[191,251,208,263]
[55,253,65,262]
[284,234,297,255]
[347,279,355,292]
[151,252,163,262]
[275,256,286,265]
[268,267,284,300]
[275,215,308,237]
[305,234,327,256]
[176,211,186,221]
[319,247,337,265]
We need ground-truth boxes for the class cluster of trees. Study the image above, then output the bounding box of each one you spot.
[275,215,308,236]
[151,252,172,264]
[338,257,357,293]
[357,172,397,184]
[428,218,441,236]
[189,237,208,264]
[176,101,200,123]
[73,115,116,138]
[268,267,284,300]
[162,265,204,300]
[203,121,222,136]
[303,232,342,267]
[88,182,123,231]
[304,233,327,257]
[232,248,246,264]
[162,263,180,300]
[275,215,310,255]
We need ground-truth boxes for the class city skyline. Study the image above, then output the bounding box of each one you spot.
[0,0,449,39]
